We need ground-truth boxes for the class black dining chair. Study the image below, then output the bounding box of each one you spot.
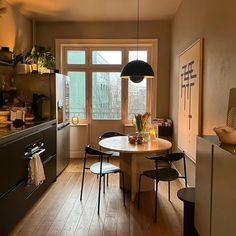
[99,131,126,186]
[99,131,127,157]
[137,152,187,223]
[80,145,125,215]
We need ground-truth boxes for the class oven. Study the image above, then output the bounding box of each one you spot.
[24,140,46,161]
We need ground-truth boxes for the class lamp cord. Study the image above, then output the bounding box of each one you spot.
[136,0,140,60]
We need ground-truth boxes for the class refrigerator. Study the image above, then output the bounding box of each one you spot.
[14,73,70,176]
[54,73,70,175]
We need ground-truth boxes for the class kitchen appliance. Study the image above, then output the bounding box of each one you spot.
[14,73,70,176]
[55,74,70,175]
[0,47,13,64]
[32,94,49,120]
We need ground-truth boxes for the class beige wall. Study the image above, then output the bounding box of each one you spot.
[170,0,236,186]
[36,21,171,117]
[0,0,32,55]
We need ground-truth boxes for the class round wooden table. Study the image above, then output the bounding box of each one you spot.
[99,136,172,201]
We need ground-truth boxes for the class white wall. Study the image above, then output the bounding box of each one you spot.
[170,0,236,186]
[36,20,172,118]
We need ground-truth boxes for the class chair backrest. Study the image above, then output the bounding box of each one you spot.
[85,145,112,156]
[146,152,185,162]
[164,152,185,162]
[99,131,126,140]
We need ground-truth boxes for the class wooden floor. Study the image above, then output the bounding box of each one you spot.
[10,158,184,236]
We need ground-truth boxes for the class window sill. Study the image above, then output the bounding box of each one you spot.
[70,123,89,127]
[124,124,134,127]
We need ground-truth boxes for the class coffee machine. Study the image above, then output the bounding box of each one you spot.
[32,93,49,120]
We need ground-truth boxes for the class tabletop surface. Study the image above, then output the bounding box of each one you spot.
[99,136,172,153]
[177,187,195,203]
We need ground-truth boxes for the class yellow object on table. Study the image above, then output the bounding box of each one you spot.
[149,126,158,139]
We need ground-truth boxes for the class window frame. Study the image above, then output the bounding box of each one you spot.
[56,39,158,124]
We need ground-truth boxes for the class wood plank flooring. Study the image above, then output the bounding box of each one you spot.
[10,158,184,236]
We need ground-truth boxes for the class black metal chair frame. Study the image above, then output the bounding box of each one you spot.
[138,152,187,223]
[80,145,125,215]
[99,131,127,187]
[99,131,127,140]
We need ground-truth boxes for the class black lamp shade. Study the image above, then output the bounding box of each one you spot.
[120,60,154,83]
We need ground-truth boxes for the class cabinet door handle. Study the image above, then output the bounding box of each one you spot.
[25,148,46,160]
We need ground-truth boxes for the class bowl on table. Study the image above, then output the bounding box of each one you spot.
[128,133,144,145]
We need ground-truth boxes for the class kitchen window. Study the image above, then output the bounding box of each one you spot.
[57,39,158,124]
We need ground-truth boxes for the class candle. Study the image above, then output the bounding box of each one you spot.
[72,116,79,124]
[149,128,156,139]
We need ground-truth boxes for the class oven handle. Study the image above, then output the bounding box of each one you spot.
[25,148,46,160]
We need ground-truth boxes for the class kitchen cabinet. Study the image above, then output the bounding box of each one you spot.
[0,120,56,235]
[195,136,236,236]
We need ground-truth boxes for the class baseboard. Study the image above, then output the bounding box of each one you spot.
[70,151,84,158]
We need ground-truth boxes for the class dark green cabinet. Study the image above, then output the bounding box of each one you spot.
[0,122,56,235]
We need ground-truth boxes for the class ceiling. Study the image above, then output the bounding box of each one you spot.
[6,0,182,22]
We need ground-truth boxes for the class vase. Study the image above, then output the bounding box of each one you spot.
[137,131,150,143]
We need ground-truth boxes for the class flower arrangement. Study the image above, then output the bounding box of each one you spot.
[134,112,151,133]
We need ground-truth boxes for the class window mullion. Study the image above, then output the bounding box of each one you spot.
[60,40,156,124]
[87,69,92,124]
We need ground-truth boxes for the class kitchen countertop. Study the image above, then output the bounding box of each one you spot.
[200,135,236,156]
[0,119,57,145]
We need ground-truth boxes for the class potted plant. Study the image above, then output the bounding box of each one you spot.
[13,53,31,74]
[25,45,55,73]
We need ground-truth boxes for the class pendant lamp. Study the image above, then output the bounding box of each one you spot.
[120,0,154,83]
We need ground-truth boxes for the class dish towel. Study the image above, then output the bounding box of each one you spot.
[27,153,45,186]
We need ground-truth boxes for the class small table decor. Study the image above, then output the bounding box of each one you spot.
[128,132,150,144]
[134,112,151,133]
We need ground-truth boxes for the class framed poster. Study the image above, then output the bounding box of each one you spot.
[178,39,203,162]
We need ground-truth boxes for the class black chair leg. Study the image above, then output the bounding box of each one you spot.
[168,181,171,201]
[80,169,85,201]
[155,179,158,224]
[98,173,102,215]
[121,172,125,206]
[138,174,142,208]
[107,156,110,187]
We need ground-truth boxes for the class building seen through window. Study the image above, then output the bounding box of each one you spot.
[63,45,153,122]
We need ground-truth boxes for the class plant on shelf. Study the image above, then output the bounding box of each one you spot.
[12,53,32,74]
[13,53,23,67]
[25,45,55,73]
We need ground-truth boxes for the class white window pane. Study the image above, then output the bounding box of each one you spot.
[128,79,147,119]
[68,71,86,119]
[92,51,122,64]
[92,72,121,120]
[129,50,148,62]
[67,50,85,64]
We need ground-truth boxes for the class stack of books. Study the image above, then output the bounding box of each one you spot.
[152,118,172,127]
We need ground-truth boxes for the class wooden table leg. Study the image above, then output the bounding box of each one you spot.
[120,153,154,201]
